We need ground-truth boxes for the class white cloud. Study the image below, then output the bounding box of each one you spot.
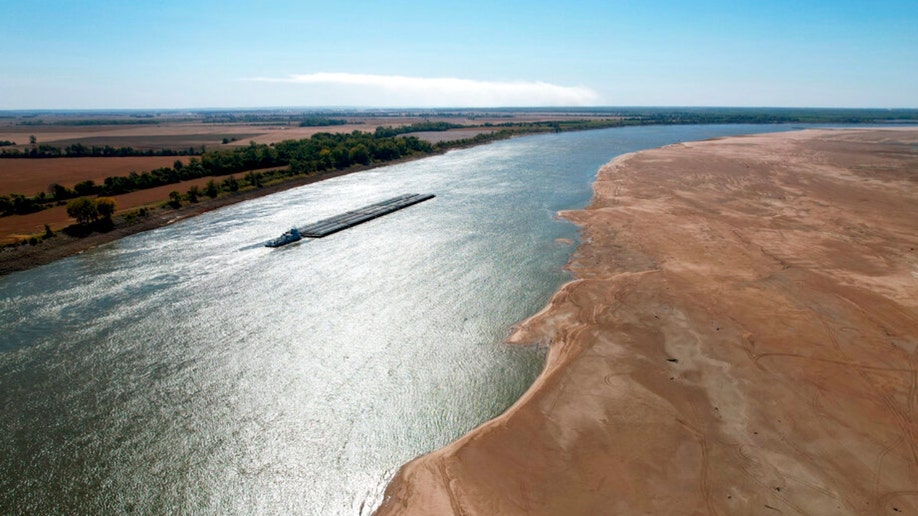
[250,72,601,107]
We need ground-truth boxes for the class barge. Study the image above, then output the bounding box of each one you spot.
[264,193,435,247]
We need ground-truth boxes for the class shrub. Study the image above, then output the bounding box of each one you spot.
[167,191,182,208]
[186,185,200,203]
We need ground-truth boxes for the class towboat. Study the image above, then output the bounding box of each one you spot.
[265,228,302,247]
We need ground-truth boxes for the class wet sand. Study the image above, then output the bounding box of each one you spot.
[376,128,918,514]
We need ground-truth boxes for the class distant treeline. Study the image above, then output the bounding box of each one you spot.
[373,122,466,137]
[0,140,15,147]
[298,117,348,127]
[17,119,160,126]
[0,144,202,158]
[0,131,432,217]
[203,113,354,126]
[620,108,918,125]
[489,119,626,132]
[203,113,297,124]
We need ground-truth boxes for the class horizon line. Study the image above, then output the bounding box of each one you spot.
[2,105,918,114]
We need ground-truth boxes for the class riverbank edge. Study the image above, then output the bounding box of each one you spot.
[373,127,918,514]
[370,154,639,515]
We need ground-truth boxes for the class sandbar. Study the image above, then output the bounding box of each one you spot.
[376,128,918,514]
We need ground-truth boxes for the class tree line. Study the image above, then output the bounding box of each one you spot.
[373,121,465,138]
[17,119,159,126]
[0,143,201,159]
[298,117,348,127]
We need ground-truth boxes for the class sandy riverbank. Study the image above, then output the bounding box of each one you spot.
[376,128,918,514]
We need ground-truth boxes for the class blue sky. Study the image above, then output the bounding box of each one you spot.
[1,0,916,109]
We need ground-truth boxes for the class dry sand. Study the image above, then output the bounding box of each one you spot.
[376,128,918,515]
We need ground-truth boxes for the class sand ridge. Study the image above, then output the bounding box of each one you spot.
[376,128,918,515]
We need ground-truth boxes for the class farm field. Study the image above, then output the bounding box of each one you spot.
[1,116,443,151]
[0,121,359,150]
[0,157,190,195]
[0,110,613,151]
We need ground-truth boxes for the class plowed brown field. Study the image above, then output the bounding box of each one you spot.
[0,157,189,195]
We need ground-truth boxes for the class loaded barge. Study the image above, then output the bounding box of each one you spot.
[265,193,435,247]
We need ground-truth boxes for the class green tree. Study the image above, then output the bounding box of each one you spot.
[349,144,371,165]
[95,197,116,220]
[49,183,73,201]
[66,197,98,224]
[7,193,40,215]
[73,180,96,196]
[204,180,219,199]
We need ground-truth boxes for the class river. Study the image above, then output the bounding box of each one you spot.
[1,124,805,514]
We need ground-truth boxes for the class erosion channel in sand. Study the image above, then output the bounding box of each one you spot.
[377,128,918,515]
